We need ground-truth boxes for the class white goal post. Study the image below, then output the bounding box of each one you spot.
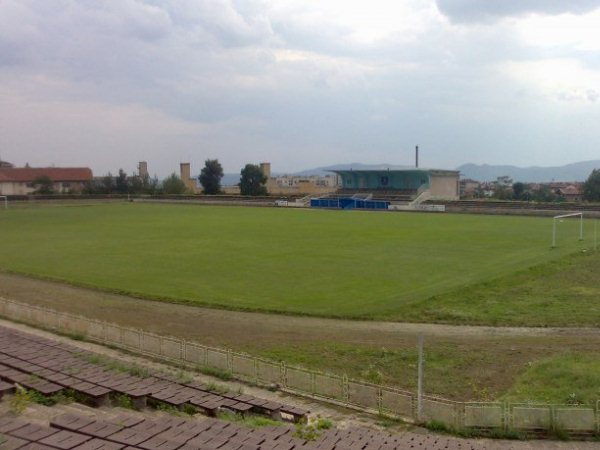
[0,196,6,210]
[552,212,583,248]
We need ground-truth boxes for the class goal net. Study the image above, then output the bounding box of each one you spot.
[552,212,583,248]
[0,196,6,210]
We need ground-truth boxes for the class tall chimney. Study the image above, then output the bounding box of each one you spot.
[259,162,271,178]
[138,161,148,179]
[415,145,419,168]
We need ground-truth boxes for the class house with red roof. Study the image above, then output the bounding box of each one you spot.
[0,166,93,195]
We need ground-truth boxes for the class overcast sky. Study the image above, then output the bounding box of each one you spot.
[1,0,600,177]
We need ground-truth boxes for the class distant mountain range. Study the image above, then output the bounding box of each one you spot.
[457,160,600,182]
[220,160,600,185]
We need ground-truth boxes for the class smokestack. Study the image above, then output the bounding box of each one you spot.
[415,145,419,168]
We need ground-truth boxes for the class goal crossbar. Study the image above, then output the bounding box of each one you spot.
[552,212,583,248]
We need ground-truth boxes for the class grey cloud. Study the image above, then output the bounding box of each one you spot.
[436,0,600,23]
[2,0,600,175]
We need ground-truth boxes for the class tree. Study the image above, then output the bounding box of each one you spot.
[161,173,187,194]
[239,164,267,196]
[583,168,600,201]
[199,159,224,195]
[512,182,526,200]
[532,185,556,202]
[115,169,129,194]
[102,173,116,194]
[33,175,54,194]
[492,175,513,200]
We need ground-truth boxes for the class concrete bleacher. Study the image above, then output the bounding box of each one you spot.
[0,407,500,450]
[335,189,417,202]
[0,326,307,423]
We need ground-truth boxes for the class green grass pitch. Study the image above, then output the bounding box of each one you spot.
[0,203,593,323]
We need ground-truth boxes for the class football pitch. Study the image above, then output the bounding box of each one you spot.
[0,202,593,322]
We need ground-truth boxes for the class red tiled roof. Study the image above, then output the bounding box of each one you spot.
[0,167,93,183]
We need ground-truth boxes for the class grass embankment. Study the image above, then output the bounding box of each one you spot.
[502,353,600,405]
[0,202,596,326]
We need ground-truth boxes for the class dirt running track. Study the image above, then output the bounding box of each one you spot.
[1,272,600,400]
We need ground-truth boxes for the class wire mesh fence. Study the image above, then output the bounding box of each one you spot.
[0,297,598,434]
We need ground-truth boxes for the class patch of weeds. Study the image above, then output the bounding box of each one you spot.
[375,413,405,428]
[181,404,197,416]
[314,417,333,430]
[565,393,584,405]
[204,381,229,394]
[426,422,527,441]
[487,428,527,440]
[425,420,450,433]
[9,385,74,411]
[127,365,150,378]
[198,366,232,381]
[84,354,101,365]
[80,353,150,379]
[154,402,185,416]
[550,427,571,441]
[9,386,31,414]
[294,416,334,441]
[113,393,134,410]
[175,370,194,384]
[67,332,86,341]
[360,365,383,385]
[217,411,281,428]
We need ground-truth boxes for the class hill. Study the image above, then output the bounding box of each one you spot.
[457,160,600,182]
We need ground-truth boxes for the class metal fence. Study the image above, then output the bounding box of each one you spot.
[0,297,598,434]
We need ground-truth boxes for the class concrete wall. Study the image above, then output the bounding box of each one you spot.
[0,181,86,195]
[429,174,459,200]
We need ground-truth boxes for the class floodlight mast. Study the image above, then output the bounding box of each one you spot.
[552,212,583,248]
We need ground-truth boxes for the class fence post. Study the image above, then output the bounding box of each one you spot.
[228,349,233,373]
[280,362,286,387]
[342,375,349,403]
[455,402,465,430]
[377,386,383,414]
[417,333,424,422]
[159,336,164,357]
[311,371,316,395]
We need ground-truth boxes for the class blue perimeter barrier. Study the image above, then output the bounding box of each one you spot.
[310,197,390,210]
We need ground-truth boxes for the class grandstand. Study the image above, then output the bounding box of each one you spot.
[311,166,459,210]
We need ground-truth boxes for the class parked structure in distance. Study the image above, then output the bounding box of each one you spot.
[0,164,93,195]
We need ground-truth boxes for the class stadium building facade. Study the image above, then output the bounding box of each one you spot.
[331,167,460,200]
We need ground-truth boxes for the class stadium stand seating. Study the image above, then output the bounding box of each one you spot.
[0,326,307,423]
[0,409,497,450]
